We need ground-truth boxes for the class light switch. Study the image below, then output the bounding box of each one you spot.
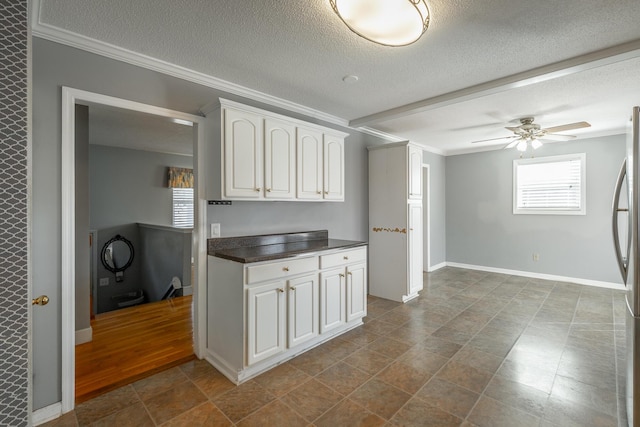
[210,223,221,237]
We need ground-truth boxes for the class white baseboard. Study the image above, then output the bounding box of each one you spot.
[32,402,62,426]
[75,327,92,345]
[427,262,447,272]
[446,262,625,291]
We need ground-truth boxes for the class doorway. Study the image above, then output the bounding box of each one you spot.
[423,164,430,272]
[61,87,207,412]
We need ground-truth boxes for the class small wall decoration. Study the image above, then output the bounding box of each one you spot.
[168,167,194,188]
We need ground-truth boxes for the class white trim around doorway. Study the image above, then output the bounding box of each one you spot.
[60,87,207,413]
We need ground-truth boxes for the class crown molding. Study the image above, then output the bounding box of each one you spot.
[30,0,352,128]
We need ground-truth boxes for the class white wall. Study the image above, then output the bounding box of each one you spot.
[445,135,626,284]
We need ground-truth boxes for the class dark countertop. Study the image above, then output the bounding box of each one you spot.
[208,231,366,263]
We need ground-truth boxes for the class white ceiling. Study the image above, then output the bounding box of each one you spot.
[34,0,640,155]
[87,103,194,156]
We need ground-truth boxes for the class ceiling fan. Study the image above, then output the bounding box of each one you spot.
[471,117,591,152]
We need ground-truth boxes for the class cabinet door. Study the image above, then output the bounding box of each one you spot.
[287,274,319,348]
[408,145,423,200]
[346,262,367,322]
[319,268,346,333]
[408,203,423,295]
[323,135,345,201]
[224,108,264,198]
[264,118,295,199]
[297,127,323,200]
[247,281,285,365]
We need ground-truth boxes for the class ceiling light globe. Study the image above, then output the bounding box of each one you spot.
[516,141,528,152]
[531,139,542,149]
[330,0,430,47]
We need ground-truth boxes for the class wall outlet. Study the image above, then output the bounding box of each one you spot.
[210,223,221,237]
[533,253,540,262]
[99,277,109,287]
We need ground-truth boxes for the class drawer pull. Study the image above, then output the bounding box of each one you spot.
[283,267,289,272]
[324,191,329,195]
[278,288,284,293]
[317,191,322,194]
[347,272,352,276]
[339,273,345,278]
[343,256,349,260]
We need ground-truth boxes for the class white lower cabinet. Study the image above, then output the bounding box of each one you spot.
[207,246,367,384]
[247,281,286,365]
[319,268,346,333]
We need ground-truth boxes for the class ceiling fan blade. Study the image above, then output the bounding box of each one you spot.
[542,121,591,133]
[471,135,518,144]
[539,133,577,141]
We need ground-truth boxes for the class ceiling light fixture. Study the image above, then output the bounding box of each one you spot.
[329,0,430,47]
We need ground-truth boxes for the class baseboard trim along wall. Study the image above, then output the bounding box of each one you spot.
[75,327,93,345]
[32,402,62,426]
[427,262,447,272]
[446,262,625,291]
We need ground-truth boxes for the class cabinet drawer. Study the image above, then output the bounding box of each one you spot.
[246,256,318,284]
[320,247,367,269]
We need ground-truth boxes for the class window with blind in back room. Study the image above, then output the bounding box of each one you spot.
[513,153,586,215]
[172,188,194,228]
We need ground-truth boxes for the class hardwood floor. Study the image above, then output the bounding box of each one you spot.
[75,295,195,403]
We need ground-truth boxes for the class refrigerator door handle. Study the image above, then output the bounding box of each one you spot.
[612,158,628,283]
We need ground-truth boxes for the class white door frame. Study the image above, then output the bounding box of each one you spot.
[60,87,207,412]
[422,164,431,272]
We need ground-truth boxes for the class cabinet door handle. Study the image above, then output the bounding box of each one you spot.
[266,188,271,192]
[339,273,345,278]
[317,191,322,194]
[278,288,284,293]
[283,267,289,272]
[290,286,296,291]
[347,272,352,276]
[343,256,349,260]
[324,191,329,195]
[255,187,261,192]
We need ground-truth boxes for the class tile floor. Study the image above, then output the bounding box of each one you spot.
[44,267,627,426]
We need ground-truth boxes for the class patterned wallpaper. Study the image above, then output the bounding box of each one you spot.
[0,0,29,425]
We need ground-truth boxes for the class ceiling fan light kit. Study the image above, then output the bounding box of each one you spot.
[329,0,430,47]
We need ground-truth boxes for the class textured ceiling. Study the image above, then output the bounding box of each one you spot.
[35,0,640,154]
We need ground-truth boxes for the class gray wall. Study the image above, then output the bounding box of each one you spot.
[32,37,384,409]
[139,225,192,302]
[445,135,626,283]
[75,105,91,331]
[423,150,446,267]
[89,145,193,230]
[0,1,29,425]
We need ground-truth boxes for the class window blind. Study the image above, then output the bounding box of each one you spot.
[172,188,194,228]
[516,157,582,211]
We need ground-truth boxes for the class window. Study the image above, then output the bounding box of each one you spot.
[172,188,194,227]
[513,153,586,215]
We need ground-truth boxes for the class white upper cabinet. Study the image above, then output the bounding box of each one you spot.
[296,126,323,200]
[224,108,263,199]
[323,135,345,201]
[408,144,422,200]
[214,99,347,202]
[264,118,295,199]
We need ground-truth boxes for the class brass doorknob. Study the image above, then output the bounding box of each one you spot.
[32,295,49,306]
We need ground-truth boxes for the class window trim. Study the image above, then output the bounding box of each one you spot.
[513,153,586,216]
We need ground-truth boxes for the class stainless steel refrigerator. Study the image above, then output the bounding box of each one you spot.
[613,106,640,427]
